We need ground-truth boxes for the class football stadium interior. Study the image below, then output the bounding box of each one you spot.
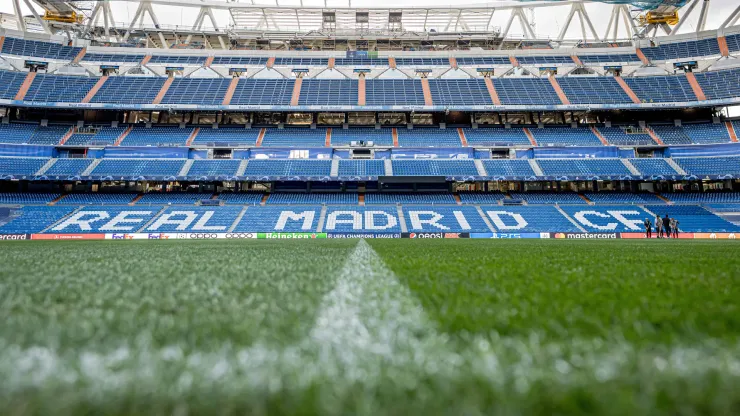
[2,0,740,413]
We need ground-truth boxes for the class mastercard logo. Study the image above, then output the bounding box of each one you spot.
[554,233,566,239]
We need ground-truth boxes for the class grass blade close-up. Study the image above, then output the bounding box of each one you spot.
[0,239,739,415]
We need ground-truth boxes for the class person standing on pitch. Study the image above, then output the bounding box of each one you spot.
[655,214,663,238]
[644,218,652,238]
[671,217,679,238]
[663,214,672,238]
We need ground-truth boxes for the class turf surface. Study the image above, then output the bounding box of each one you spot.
[0,239,739,415]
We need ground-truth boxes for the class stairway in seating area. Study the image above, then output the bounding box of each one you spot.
[35,159,58,175]
[81,159,101,176]
[178,159,194,176]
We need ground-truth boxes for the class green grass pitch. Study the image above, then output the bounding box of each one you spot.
[0,239,739,415]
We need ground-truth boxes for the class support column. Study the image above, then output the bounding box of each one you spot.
[523,128,537,146]
[358,77,366,106]
[420,78,433,106]
[81,75,108,103]
[726,121,738,143]
[73,47,87,63]
[646,126,665,145]
[325,128,332,147]
[614,76,641,104]
[0,36,4,51]
[186,127,200,146]
[458,128,467,146]
[256,128,266,146]
[635,48,650,65]
[547,76,571,105]
[204,56,214,67]
[14,72,36,101]
[571,55,583,66]
[290,77,303,106]
[152,76,174,105]
[114,125,133,146]
[590,126,609,145]
[483,78,501,105]
[718,36,730,57]
[266,57,275,68]
[222,77,239,105]
[140,54,152,66]
[684,72,707,101]
[392,128,399,147]
[449,57,458,68]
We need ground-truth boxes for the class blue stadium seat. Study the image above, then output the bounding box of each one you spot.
[492,78,561,105]
[24,74,98,103]
[427,79,492,106]
[230,79,294,105]
[0,158,48,176]
[640,38,720,61]
[365,80,425,106]
[161,78,231,105]
[232,205,321,232]
[529,126,602,146]
[598,126,655,146]
[0,123,36,144]
[680,123,732,144]
[45,206,161,233]
[187,159,241,176]
[629,158,679,176]
[480,205,580,232]
[673,157,740,176]
[91,76,165,104]
[331,128,394,146]
[395,58,450,66]
[137,193,206,205]
[458,192,506,204]
[391,160,478,176]
[337,160,385,176]
[693,69,740,100]
[560,205,651,232]
[298,80,358,106]
[0,71,26,100]
[267,193,358,205]
[144,206,243,232]
[556,77,632,105]
[27,125,69,145]
[662,192,740,204]
[516,56,573,65]
[57,193,138,205]
[274,58,328,66]
[643,205,740,232]
[212,57,268,66]
[121,126,192,146]
[463,127,531,146]
[649,125,693,145]
[537,159,632,176]
[403,206,491,232]
[0,206,76,234]
[261,128,327,147]
[44,158,92,176]
[365,193,456,205]
[149,55,206,65]
[91,159,185,177]
[66,126,126,146]
[577,54,641,64]
[218,193,264,205]
[396,128,461,147]
[624,75,696,103]
[0,193,60,205]
[480,159,535,176]
[584,192,665,204]
[456,57,511,66]
[324,206,401,233]
[510,192,586,204]
[82,53,145,63]
[1,37,81,60]
[243,160,332,176]
[192,127,259,146]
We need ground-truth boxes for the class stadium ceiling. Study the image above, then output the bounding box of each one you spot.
[9,0,740,48]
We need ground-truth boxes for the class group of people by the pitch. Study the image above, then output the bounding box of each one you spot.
[643,215,679,238]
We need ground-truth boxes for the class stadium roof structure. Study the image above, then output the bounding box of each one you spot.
[4,0,740,49]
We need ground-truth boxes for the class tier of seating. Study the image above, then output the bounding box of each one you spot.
[0,123,68,145]
[2,155,739,178]
[91,159,185,176]
[1,195,738,233]
[639,38,721,62]
[643,205,740,232]
[396,128,462,147]
[261,128,326,147]
[66,126,126,146]
[365,193,456,205]
[529,126,602,147]
[463,127,531,146]
[537,159,632,176]
[391,160,478,176]
[2,69,740,108]
[598,126,655,146]
[1,37,81,60]
[330,128,394,147]
[191,127,259,146]
[121,126,193,146]
[7,191,736,207]
[187,159,241,176]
